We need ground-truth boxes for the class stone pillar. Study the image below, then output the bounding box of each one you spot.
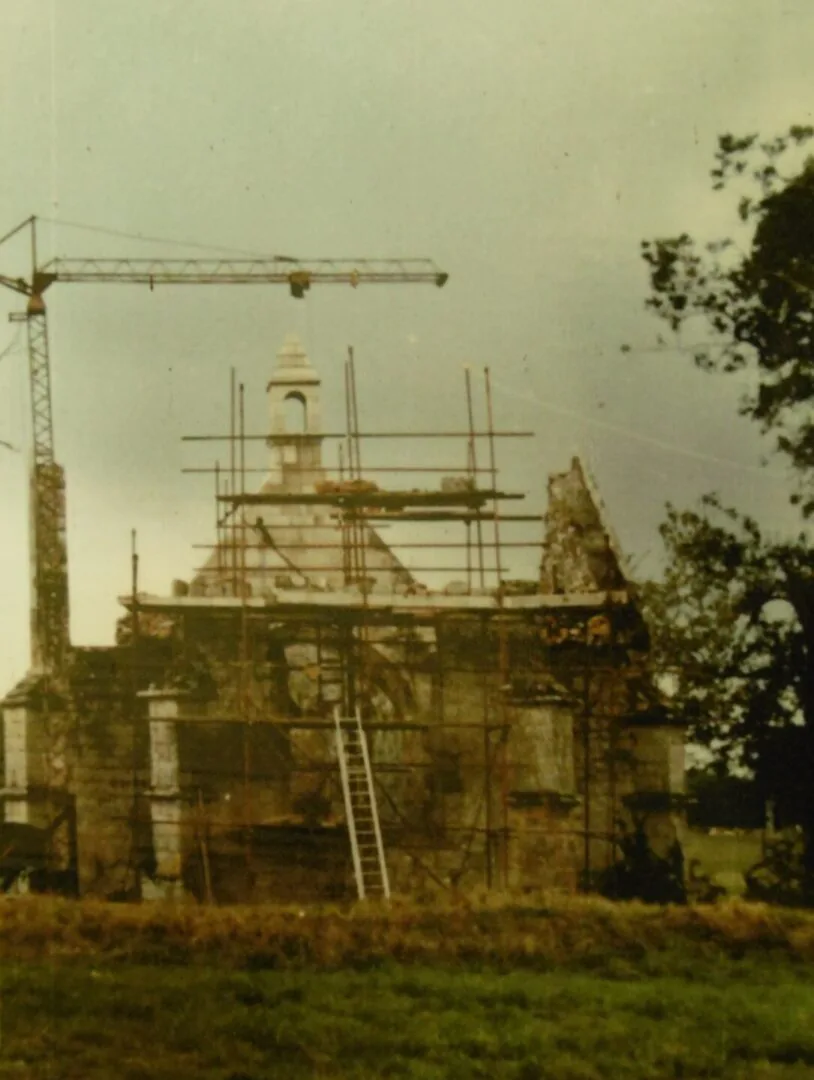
[621,720,688,861]
[1,676,77,891]
[2,703,30,825]
[139,689,191,900]
[508,691,576,798]
[1,682,45,894]
[506,690,582,892]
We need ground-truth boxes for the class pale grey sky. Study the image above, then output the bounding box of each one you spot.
[0,0,811,689]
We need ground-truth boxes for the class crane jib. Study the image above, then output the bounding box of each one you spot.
[26,259,447,297]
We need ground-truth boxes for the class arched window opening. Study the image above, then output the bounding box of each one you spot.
[282,391,307,434]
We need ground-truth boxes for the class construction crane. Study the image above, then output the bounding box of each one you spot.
[0,215,448,676]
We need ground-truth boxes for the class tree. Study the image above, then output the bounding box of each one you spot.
[643,499,814,876]
[640,125,814,509]
[684,766,764,831]
[637,127,814,901]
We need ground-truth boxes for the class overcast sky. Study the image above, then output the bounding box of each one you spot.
[0,0,811,691]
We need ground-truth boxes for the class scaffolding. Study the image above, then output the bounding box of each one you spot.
[121,356,645,901]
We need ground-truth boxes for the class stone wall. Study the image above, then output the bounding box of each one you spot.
[540,458,628,595]
[66,648,150,897]
[0,606,684,902]
[1,581,684,902]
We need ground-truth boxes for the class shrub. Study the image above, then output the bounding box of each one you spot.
[597,823,686,905]
[745,833,806,906]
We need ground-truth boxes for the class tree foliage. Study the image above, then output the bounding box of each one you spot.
[642,497,814,898]
[640,125,814,505]
[684,766,764,830]
[637,126,814,900]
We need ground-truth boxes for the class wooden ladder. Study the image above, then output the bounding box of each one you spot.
[334,708,390,900]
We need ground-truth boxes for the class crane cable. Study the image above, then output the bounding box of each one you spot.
[0,325,23,452]
[36,215,284,260]
[489,376,790,481]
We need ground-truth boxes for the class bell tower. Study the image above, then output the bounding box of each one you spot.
[266,333,324,492]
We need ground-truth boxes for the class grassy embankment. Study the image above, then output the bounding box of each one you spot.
[1,894,814,1079]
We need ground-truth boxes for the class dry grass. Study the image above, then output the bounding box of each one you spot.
[0,892,812,970]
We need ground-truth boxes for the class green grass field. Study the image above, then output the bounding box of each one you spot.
[0,896,813,1079]
[4,957,814,1079]
[683,829,766,896]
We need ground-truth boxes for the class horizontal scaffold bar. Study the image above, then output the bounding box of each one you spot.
[182,431,534,442]
[192,541,543,550]
[217,490,524,508]
[121,588,632,617]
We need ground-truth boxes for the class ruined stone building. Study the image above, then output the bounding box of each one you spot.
[1,335,686,901]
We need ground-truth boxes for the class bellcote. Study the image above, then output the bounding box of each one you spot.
[267,333,322,437]
[266,333,324,490]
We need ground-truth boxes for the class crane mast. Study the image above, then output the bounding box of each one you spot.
[0,216,448,676]
[1,220,68,674]
[23,293,68,674]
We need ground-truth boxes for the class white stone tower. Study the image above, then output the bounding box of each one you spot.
[266,333,324,493]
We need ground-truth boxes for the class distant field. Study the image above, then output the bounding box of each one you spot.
[684,828,766,895]
[0,896,813,1078]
